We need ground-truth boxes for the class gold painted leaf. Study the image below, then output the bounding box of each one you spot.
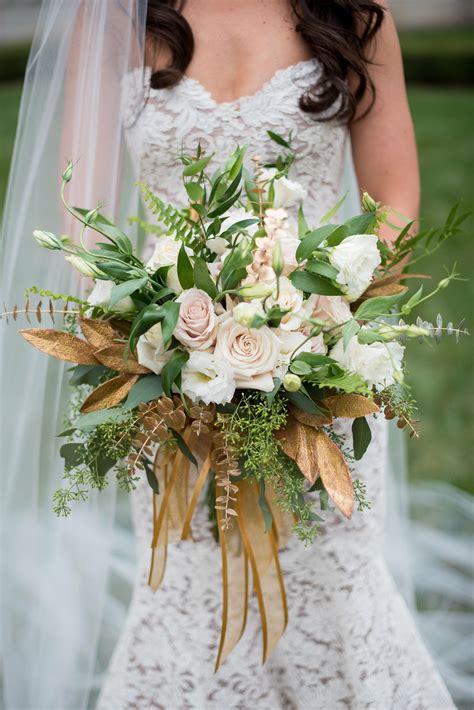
[276,416,319,484]
[289,404,332,428]
[322,394,379,419]
[80,374,139,413]
[314,430,353,519]
[363,283,408,298]
[20,328,98,364]
[79,317,119,350]
[94,344,150,374]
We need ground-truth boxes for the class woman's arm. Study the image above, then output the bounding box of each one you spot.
[350,4,420,245]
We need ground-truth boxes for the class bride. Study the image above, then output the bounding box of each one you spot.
[0,1,465,709]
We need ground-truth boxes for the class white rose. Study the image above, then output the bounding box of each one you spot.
[214,314,282,392]
[328,234,381,302]
[136,323,174,375]
[266,277,304,331]
[181,351,236,405]
[174,288,217,350]
[233,301,264,328]
[87,280,134,314]
[274,329,313,379]
[312,295,352,330]
[146,234,184,294]
[330,332,404,390]
[261,168,307,208]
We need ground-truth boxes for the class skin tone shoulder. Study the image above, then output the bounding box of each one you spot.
[147,0,420,244]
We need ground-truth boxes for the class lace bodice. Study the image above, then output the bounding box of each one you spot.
[97,61,455,710]
[123,59,347,225]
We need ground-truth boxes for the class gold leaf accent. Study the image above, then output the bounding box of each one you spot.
[363,283,408,298]
[93,344,150,374]
[313,430,353,519]
[289,404,332,428]
[322,394,379,419]
[80,374,139,413]
[20,328,98,364]
[79,317,119,350]
[275,416,319,484]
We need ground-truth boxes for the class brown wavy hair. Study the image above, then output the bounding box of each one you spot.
[145,0,385,123]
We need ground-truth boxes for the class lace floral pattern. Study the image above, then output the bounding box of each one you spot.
[97,63,455,709]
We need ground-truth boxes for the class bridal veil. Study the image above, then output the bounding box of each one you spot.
[0,1,471,707]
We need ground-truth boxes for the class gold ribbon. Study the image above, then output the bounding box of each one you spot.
[147,433,292,670]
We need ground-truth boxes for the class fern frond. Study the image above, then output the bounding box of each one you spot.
[138,182,201,248]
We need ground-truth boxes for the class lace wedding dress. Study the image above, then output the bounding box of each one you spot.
[97,59,455,710]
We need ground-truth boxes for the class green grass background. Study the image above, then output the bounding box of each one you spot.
[0,79,473,492]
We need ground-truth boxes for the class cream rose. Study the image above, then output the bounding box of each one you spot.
[312,295,352,331]
[328,234,381,302]
[181,351,236,405]
[330,331,404,390]
[214,315,282,392]
[136,323,174,375]
[174,288,217,350]
[87,280,134,314]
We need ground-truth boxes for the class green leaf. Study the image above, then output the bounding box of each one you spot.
[207,190,242,218]
[289,270,343,296]
[352,417,372,460]
[218,168,243,204]
[289,360,312,376]
[171,428,198,466]
[227,145,247,181]
[305,260,339,279]
[109,277,148,308]
[344,212,376,236]
[325,225,351,247]
[161,349,189,396]
[298,205,309,238]
[219,246,253,292]
[258,479,273,532]
[354,293,402,320]
[342,319,360,350]
[193,257,217,298]
[124,374,163,410]
[60,442,85,468]
[183,155,212,176]
[69,364,108,387]
[295,225,340,261]
[319,193,348,224]
[57,427,77,438]
[286,390,327,416]
[144,460,160,494]
[221,218,259,236]
[177,244,194,290]
[292,352,334,367]
[129,301,180,351]
[75,407,128,433]
[401,285,424,313]
[95,454,117,478]
[73,208,134,254]
[267,130,291,148]
[357,329,386,344]
[185,182,205,202]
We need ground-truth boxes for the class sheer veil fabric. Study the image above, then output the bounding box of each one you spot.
[0,1,149,708]
[0,2,471,708]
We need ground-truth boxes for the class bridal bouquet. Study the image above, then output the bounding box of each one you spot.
[10,133,468,668]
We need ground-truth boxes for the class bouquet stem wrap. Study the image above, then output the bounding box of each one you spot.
[147,426,292,670]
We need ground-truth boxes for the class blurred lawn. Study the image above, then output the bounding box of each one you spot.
[0,82,473,491]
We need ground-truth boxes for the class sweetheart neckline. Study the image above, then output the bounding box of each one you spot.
[145,58,319,109]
